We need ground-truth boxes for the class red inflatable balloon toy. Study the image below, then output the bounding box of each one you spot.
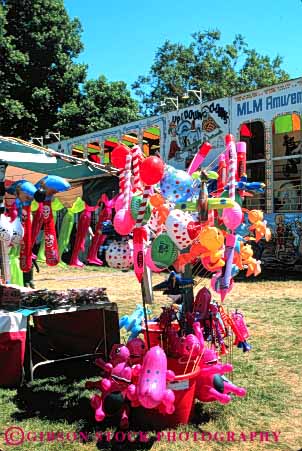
[111,145,131,169]
[140,156,164,185]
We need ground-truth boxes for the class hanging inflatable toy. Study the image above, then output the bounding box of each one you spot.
[217,154,227,195]
[6,180,39,273]
[149,193,170,225]
[133,154,165,282]
[236,141,246,179]
[35,176,70,266]
[160,165,194,203]
[199,226,225,271]
[58,197,85,263]
[87,194,115,266]
[151,233,178,268]
[37,197,64,263]
[236,242,261,277]
[172,241,204,273]
[166,209,201,250]
[216,135,241,301]
[145,247,166,273]
[112,145,136,236]
[105,239,133,270]
[247,209,271,242]
[69,203,98,267]
[131,195,152,224]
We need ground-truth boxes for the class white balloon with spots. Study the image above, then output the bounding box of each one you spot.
[105,239,133,270]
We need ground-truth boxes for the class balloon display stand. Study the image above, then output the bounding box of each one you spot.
[131,357,200,430]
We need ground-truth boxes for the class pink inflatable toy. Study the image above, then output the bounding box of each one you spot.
[127,337,147,365]
[127,346,175,414]
[86,344,133,429]
[94,344,130,374]
[114,192,133,212]
[195,348,246,404]
[86,194,115,266]
[167,322,205,359]
[222,201,243,231]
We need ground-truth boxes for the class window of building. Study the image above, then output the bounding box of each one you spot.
[87,141,101,164]
[240,121,265,210]
[142,127,160,157]
[272,114,302,213]
[240,121,265,160]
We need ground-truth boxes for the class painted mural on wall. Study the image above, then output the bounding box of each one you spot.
[254,213,302,272]
[165,100,229,170]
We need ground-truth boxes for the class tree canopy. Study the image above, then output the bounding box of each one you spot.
[55,76,140,138]
[0,0,139,140]
[132,31,290,116]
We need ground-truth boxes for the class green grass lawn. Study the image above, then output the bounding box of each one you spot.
[0,268,301,451]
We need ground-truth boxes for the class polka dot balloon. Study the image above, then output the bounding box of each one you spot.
[160,165,194,203]
[105,240,133,270]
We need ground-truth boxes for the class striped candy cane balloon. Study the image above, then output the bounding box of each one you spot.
[132,145,143,191]
[119,168,125,193]
[134,186,151,227]
[123,153,133,209]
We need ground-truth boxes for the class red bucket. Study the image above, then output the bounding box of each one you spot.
[131,356,200,429]
[142,322,180,348]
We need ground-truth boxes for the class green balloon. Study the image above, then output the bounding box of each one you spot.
[151,233,178,267]
[131,195,151,223]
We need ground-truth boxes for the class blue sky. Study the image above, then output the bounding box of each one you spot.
[64,0,302,91]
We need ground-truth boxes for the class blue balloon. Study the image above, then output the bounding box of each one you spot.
[160,165,194,203]
[7,179,37,198]
[36,175,70,192]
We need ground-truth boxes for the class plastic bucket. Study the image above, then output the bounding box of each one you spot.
[131,356,200,429]
[142,322,180,348]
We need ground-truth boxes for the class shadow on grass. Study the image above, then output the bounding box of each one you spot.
[11,359,215,451]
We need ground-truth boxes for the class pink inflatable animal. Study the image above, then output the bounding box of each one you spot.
[89,360,133,429]
[94,344,130,374]
[86,344,133,429]
[195,348,246,404]
[127,337,146,365]
[167,322,205,359]
[127,346,176,414]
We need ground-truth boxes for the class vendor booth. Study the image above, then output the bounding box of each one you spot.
[0,136,120,386]
[1,135,264,431]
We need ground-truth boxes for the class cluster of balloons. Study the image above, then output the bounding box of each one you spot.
[107,135,271,302]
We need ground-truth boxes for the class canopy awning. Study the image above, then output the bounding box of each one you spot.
[0,136,118,182]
